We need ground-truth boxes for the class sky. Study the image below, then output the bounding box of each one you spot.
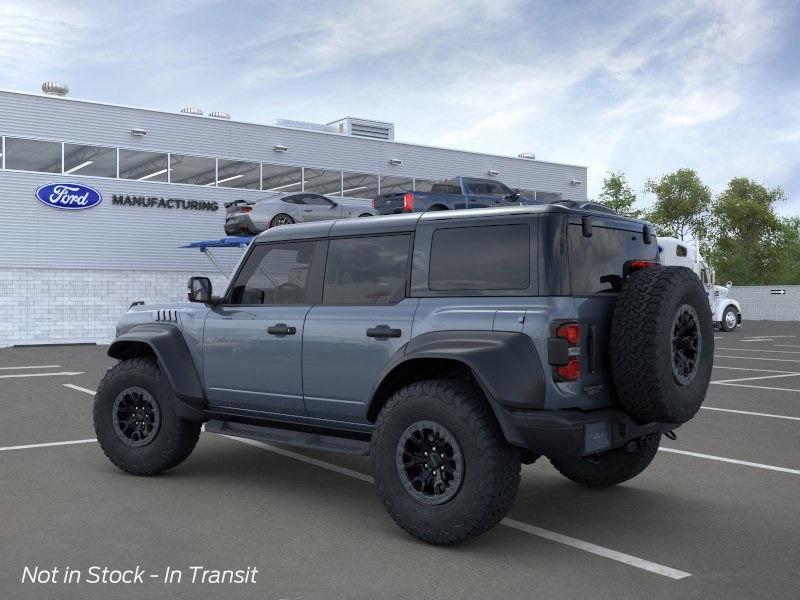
[1,0,799,213]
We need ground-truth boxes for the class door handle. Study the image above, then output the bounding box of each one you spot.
[303,209,313,212]
[366,325,402,338]
[267,323,296,335]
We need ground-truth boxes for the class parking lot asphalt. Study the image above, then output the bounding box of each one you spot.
[2,321,799,599]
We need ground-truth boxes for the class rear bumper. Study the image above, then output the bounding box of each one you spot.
[511,407,678,458]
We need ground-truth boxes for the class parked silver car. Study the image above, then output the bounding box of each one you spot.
[224,192,376,235]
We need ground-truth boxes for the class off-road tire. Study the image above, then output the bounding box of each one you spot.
[550,433,660,487]
[610,266,713,424]
[93,358,201,476]
[720,306,738,332]
[370,379,520,545]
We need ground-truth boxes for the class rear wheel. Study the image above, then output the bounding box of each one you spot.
[270,213,294,227]
[721,306,738,332]
[93,358,201,476]
[371,379,520,545]
[550,434,660,487]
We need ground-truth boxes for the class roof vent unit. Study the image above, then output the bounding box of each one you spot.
[269,119,337,134]
[208,111,231,119]
[518,152,536,160]
[41,82,69,96]
[328,117,394,141]
[180,106,203,116]
[487,169,500,177]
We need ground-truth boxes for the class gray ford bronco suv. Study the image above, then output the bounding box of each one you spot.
[94,205,713,545]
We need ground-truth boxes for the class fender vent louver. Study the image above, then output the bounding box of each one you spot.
[154,309,178,323]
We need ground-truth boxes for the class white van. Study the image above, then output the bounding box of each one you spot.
[658,237,742,331]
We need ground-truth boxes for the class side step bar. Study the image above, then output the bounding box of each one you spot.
[206,419,371,456]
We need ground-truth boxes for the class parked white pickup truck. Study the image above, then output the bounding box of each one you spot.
[659,237,742,332]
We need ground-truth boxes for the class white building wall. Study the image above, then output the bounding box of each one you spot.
[0,268,228,346]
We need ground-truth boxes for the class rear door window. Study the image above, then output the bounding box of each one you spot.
[568,225,657,294]
[323,235,410,304]
[430,181,462,195]
[428,224,530,291]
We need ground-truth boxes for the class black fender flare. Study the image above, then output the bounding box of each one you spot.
[107,324,206,421]
[367,331,546,447]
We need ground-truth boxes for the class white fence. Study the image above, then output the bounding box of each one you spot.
[730,285,800,321]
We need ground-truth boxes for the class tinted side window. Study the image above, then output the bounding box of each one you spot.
[305,194,334,206]
[282,195,304,204]
[228,241,317,305]
[465,179,491,194]
[429,225,530,291]
[487,181,512,197]
[323,235,410,305]
[568,225,657,294]
[430,181,461,195]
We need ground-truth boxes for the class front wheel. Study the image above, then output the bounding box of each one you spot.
[370,380,520,545]
[721,306,738,332]
[550,434,660,488]
[93,358,201,476]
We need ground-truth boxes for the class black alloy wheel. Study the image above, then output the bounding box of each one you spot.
[395,420,464,505]
[671,303,701,386]
[112,386,161,447]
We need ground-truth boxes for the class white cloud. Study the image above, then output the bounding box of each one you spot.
[0,1,91,82]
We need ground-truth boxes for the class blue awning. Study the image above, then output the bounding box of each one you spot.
[179,236,254,249]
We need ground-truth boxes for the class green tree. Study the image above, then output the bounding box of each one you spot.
[707,177,786,285]
[643,169,711,241]
[597,171,640,217]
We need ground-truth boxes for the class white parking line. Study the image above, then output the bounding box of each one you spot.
[717,347,800,354]
[0,371,84,379]
[713,365,800,374]
[775,344,800,349]
[659,448,800,475]
[712,373,800,384]
[223,435,691,579]
[715,355,800,364]
[0,438,97,452]
[701,406,800,421]
[739,338,774,342]
[63,383,97,395]
[712,382,800,393]
[0,364,61,371]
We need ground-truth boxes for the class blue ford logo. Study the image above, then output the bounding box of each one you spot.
[35,183,102,210]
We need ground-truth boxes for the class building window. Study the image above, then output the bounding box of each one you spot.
[429,225,530,291]
[262,164,302,192]
[63,144,117,177]
[119,149,169,182]
[341,171,379,198]
[4,137,61,173]
[170,154,216,186]
[413,178,436,192]
[379,175,413,195]
[304,168,342,196]
[323,235,410,305]
[217,159,260,189]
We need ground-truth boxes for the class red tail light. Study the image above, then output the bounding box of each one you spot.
[371,198,377,209]
[557,358,581,381]
[628,260,657,270]
[556,323,581,345]
[241,207,252,213]
[402,193,414,212]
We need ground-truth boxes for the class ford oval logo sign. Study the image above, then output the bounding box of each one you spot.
[35,183,102,210]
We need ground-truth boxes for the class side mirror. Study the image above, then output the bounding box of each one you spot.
[187,276,212,303]
[726,281,732,288]
[329,201,338,208]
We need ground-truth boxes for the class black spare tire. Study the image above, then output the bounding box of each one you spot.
[610,266,713,424]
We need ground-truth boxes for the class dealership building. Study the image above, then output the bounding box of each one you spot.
[0,84,588,346]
